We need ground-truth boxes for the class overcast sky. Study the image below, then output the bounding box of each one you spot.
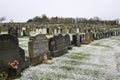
[0,0,120,22]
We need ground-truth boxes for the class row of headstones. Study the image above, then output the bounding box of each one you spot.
[0,33,71,78]
[93,31,120,40]
[72,30,120,47]
[30,26,120,35]
[28,33,72,65]
[6,22,120,38]
[8,26,30,38]
[37,27,94,34]
[8,26,83,37]
[7,25,105,38]
[0,30,120,78]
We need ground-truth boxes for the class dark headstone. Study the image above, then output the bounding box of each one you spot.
[93,33,101,40]
[22,27,30,36]
[63,34,72,49]
[80,34,85,43]
[0,34,28,77]
[48,34,68,57]
[72,34,81,47]
[23,30,26,36]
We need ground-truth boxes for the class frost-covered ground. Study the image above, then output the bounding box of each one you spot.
[15,36,120,80]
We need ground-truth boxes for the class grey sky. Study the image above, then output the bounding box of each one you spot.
[0,0,119,22]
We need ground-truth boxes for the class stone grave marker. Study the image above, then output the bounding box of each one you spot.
[72,34,81,47]
[48,34,68,57]
[28,34,51,66]
[8,26,18,38]
[0,34,28,76]
[80,33,85,43]
[82,32,92,44]
[63,34,72,49]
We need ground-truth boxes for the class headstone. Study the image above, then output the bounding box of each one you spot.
[82,32,91,44]
[66,27,69,34]
[69,28,72,33]
[103,32,107,38]
[48,34,68,57]
[63,34,72,49]
[28,34,51,66]
[49,27,54,35]
[61,27,67,34]
[8,26,18,38]
[36,28,40,33]
[80,27,84,33]
[46,28,49,34]
[60,28,62,33]
[0,34,28,76]
[54,28,57,34]
[116,31,119,36]
[39,28,42,33]
[80,33,85,43]
[72,34,81,47]
[76,28,79,33]
[17,27,22,37]
[90,32,94,41]
[22,27,26,36]
[57,27,61,34]
[42,28,47,34]
[25,27,30,36]
[72,27,76,33]
[97,33,101,39]
[22,27,30,36]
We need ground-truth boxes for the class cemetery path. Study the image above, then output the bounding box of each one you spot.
[16,36,120,80]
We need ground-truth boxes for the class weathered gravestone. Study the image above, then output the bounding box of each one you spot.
[80,33,86,43]
[72,34,81,47]
[42,28,47,34]
[81,32,91,44]
[112,31,116,36]
[46,28,49,34]
[103,32,107,38]
[99,32,104,39]
[76,28,80,33]
[86,29,94,41]
[17,27,22,37]
[22,27,30,36]
[54,28,57,34]
[90,32,94,41]
[63,34,72,49]
[94,32,101,40]
[48,34,68,57]
[28,34,51,66]
[56,27,61,34]
[112,30,117,36]
[116,30,120,36]
[8,26,18,38]
[81,29,93,44]
[0,34,29,77]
